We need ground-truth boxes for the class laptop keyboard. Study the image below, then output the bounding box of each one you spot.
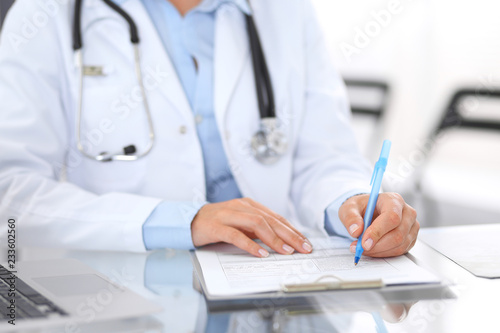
[0,264,67,321]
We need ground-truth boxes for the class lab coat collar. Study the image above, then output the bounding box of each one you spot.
[196,0,251,15]
[112,0,251,15]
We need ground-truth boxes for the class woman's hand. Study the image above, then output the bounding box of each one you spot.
[191,198,313,257]
[338,193,419,257]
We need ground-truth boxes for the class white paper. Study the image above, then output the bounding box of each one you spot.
[195,236,440,296]
[420,224,500,278]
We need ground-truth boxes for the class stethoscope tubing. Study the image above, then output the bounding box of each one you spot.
[74,0,155,162]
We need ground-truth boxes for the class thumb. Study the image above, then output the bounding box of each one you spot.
[339,195,368,238]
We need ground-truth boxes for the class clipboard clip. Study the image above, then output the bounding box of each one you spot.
[282,275,384,293]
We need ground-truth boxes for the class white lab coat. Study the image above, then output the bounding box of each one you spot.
[0,0,371,252]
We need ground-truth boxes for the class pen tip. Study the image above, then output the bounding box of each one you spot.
[354,262,357,266]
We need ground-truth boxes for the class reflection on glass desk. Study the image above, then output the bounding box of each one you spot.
[14,236,500,333]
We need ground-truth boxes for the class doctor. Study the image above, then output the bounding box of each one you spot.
[0,0,419,257]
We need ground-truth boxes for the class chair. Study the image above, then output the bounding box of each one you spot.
[434,89,500,133]
[417,88,500,226]
[344,79,389,160]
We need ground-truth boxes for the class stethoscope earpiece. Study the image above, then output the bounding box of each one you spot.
[96,145,138,162]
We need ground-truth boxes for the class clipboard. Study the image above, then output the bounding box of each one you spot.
[281,275,384,292]
[190,252,383,294]
[190,252,452,313]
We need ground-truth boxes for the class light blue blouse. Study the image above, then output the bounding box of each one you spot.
[140,0,249,250]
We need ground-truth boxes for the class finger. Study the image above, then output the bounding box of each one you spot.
[381,303,409,323]
[218,226,270,258]
[241,198,313,253]
[241,198,309,238]
[242,231,258,240]
[206,201,296,255]
[405,220,420,252]
[364,205,416,255]
[364,224,410,256]
[267,219,312,254]
[369,221,418,257]
[349,240,358,254]
[338,195,368,238]
[224,212,297,255]
[364,219,420,258]
[361,193,405,251]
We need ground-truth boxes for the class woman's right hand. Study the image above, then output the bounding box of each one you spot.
[191,198,313,257]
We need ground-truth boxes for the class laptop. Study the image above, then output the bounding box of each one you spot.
[0,258,162,331]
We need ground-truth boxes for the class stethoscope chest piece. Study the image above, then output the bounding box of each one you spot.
[251,118,288,165]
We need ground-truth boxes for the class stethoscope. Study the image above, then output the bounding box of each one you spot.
[73,0,287,164]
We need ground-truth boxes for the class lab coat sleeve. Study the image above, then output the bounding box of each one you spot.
[290,0,373,235]
[143,201,207,250]
[0,0,161,252]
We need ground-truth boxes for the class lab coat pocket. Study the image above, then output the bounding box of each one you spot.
[78,14,143,156]
[74,73,151,195]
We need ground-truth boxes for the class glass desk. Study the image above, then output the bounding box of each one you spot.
[15,232,499,333]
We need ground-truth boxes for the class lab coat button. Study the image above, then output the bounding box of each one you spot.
[195,115,203,124]
[179,126,187,134]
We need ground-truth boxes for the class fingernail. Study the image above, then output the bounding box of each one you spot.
[364,238,374,250]
[302,242,312,252]
[259,249,269,258]
[282,244,294,254]
[349,224,359,235]
[350,245,356,253]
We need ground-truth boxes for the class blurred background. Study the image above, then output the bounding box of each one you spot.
[311,0,500,227]
[1,0,499,228]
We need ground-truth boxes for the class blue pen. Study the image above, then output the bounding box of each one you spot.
[354,140,391,266]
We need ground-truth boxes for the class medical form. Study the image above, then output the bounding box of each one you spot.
[194,237,440,297]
